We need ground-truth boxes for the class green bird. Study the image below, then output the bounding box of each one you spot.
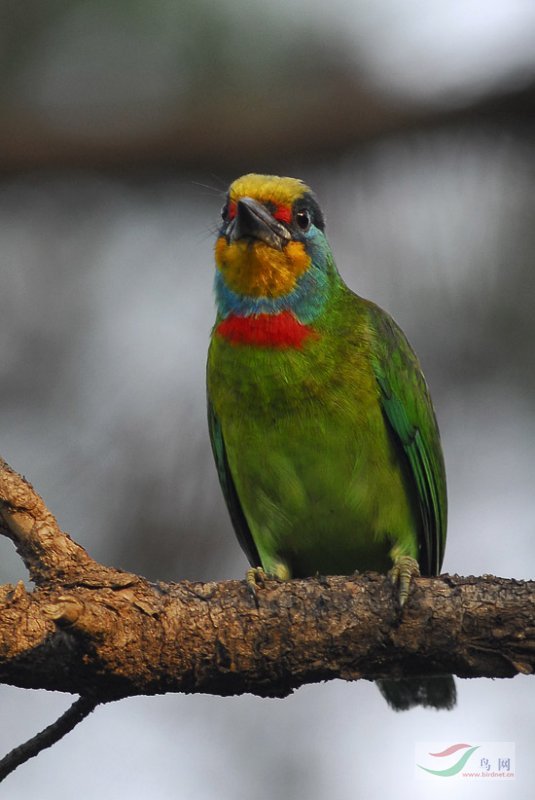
[207,174,456,710]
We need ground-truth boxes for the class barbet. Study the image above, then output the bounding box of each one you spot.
[207,174,456,710]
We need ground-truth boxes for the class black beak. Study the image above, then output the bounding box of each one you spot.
[228,197,291,250]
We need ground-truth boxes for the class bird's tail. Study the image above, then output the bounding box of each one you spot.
[376,675,456,711]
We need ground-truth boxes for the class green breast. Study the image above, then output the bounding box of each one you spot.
[207,292,421,578]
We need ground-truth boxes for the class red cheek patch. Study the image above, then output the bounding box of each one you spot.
[273,205,292,224]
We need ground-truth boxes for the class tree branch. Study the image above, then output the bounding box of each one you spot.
[1,456,533,701]
[0,457,133,589]
[0,696,101,783]
[0,454,533,779]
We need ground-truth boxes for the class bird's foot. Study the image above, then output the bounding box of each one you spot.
[245,561,290,600]
[246,566,267,597]
[388,555,420,608]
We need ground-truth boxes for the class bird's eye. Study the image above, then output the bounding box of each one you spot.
[295,209,311,232]
[221,202,229,222]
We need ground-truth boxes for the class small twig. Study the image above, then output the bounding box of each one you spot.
[0,696,101,783]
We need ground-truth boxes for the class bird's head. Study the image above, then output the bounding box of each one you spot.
[214,174,337,324]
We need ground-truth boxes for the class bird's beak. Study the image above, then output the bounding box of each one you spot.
[228,197,291,251]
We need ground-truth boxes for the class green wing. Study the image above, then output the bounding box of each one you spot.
[368,305,447,576]
[207,396,261,568]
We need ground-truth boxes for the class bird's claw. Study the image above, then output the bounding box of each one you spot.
[388,555,420,608]
[246,567,267,600]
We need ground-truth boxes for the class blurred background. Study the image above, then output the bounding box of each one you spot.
[1,0,534,797]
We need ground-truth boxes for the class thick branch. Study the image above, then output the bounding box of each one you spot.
[0,572,533,698]
[0,457,534,700]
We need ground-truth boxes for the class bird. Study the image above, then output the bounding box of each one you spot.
[206,173,456,710]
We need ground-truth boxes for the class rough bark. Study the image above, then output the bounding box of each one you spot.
[0,456,533,701]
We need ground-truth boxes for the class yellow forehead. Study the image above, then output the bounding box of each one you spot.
[229,174,310,205]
